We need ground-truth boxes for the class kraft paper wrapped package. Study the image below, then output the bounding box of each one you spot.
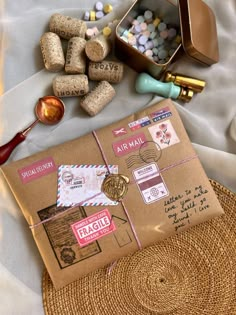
[1,99,224,289]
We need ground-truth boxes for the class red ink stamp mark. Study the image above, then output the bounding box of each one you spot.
[112,127,127,137]
[71,209,116,247]
[18,157,57,184]
[112,133,147,157]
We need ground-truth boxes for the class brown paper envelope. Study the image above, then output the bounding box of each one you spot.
[1,99,224,289]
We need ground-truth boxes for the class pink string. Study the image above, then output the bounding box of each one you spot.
[92,130,142,250]
[29,130,198,239]
[29,192,103,229]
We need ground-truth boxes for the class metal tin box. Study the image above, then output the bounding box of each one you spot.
[115,0,219,78]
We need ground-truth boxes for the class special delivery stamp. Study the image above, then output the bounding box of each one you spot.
[133,163,169,204]
[71,208,116,247]
[57,165,118,207]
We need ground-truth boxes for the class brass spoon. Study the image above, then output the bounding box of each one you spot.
[0,96,65,165]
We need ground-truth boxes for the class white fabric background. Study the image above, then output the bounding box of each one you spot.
[0,0,235,314]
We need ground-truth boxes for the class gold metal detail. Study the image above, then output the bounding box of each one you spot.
[178,88,194,103]
[102,174,130,202]
[164,71,206,93]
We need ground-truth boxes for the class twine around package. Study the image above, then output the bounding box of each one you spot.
[43,180,236,315]
[1,99,224,289]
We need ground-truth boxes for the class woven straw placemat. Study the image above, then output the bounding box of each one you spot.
[42,179,236,315]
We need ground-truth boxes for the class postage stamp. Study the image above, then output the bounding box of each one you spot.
[57,165,118,207]
[148,120,180,150]
[133,163,169,204]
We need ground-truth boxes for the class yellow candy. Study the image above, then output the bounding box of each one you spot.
[175,35,182,44]
[103,26,112,37]
[153,17,161,27]
[90,11,96,21]
[104,4,113,14]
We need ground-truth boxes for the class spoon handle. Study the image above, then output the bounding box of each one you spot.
[0,132,26,165]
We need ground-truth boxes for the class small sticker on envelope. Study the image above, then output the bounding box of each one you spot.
[71,208,116,247]
[57,165,118,207]
[133,163,168,204]
[148,120,180,150]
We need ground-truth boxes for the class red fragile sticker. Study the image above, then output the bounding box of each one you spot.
[71,209,116,247]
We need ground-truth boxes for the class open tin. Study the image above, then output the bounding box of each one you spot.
[115,0,219,78]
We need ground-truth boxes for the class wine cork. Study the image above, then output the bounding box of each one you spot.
[40,32,65,72]
[80,81,115,116]
[49,13,87,40]
[85,34,112,62]
[88,61,124,83]
[53,74,89,97]
[65,37,87,74]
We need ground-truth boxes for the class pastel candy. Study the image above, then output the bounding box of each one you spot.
[140,22,147,31]
[128,36,137,45]
[145,40,154,50]
[95,1,103,11]
[168,28,177,39]
[103,26,112,37]
[145,49,153,57]
[153,56,159,62]
[96,11,105,19]
[150,31,157,39]
[160,30,168,39]
[147,24,155,32]
[137,15,145,23]
[83,11,90,21]
[158,49,168,59]
[132,19,139,26]
[152,38,159,47]
[138,45,145,53]
[133,25,141,34]
[158,22,167,32]
[153,17,161,27]
[138,35,148,45]
[90,11,96,21]
[152,47,158,55]
[144,10,153,21]
[157,37,164,45]
[104,4,113,14]
[142,30,150,38]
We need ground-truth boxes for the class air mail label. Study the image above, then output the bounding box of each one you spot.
[71,209,116,247]
[112,133,147,157]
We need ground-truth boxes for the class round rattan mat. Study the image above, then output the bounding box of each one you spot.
[42,180,236,315]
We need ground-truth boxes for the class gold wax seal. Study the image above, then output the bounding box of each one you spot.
[102,174,130,201]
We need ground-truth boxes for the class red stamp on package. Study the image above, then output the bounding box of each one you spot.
[112,127,127,137]
[71,209,116,247]
[18,157,57,184]
[112,132,147,157]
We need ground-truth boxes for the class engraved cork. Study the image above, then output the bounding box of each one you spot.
[88,60,124,83]
[80,81,115,116]
[53,74,89,97]
[49,13,87,40]
[85,34,112,62]
[65,37,87,74]
[40,32,65,72]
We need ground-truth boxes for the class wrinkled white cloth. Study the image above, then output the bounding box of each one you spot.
[0,0,236,314]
